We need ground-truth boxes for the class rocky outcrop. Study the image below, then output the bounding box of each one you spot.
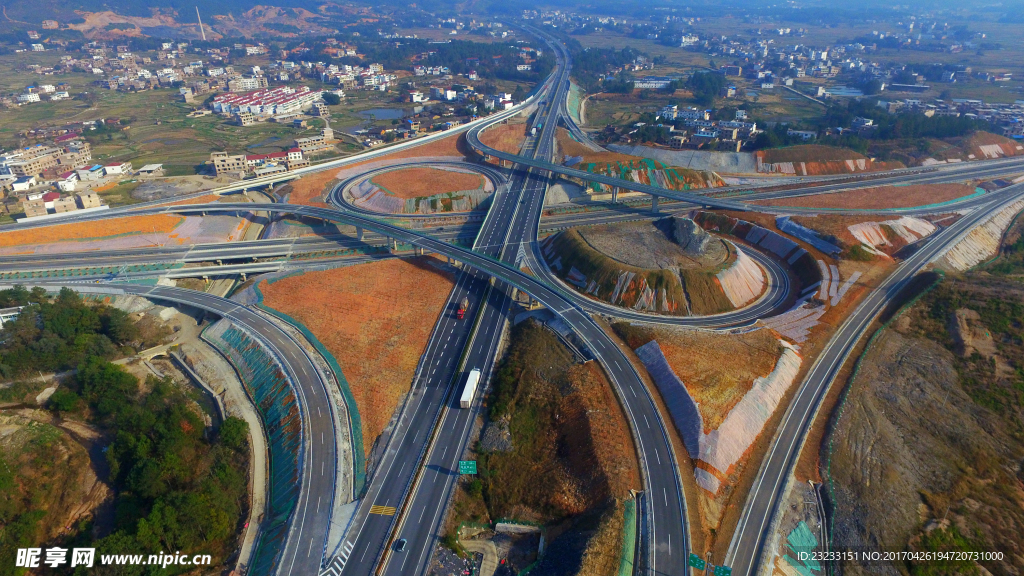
[672,217,715,257]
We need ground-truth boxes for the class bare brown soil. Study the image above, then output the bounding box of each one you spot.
[282,170,337,207]
[258,257,456,458]
[761,145,869,164]
[375,133,471,161]
[336,134,473,178]
[612,324,782,431]
[0,215,183,248]
[790,214,879,247]
[370,167,484,199]
[478,123,528,155]
[164,193,221,206]
[597,319,707,556]
[755,183,976,210]
[757,145,904,174]
[556,128,642,166]
[714,209,839,264]
[965,130,1023,158]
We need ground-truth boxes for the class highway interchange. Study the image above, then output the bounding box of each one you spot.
[3,24,1024,576]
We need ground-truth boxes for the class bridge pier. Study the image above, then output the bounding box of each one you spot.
[651,195,659,213]
[356,226,364,241]
[611,187,618,203]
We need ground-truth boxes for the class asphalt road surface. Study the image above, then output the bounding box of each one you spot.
[724,183,1024,575]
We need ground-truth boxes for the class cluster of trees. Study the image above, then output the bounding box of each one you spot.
[686,71,727,107]
[0,287,143,379]
[822,99,990,140]
[567,43,647,93]
[0,286,248,573]
[51,360,250,566]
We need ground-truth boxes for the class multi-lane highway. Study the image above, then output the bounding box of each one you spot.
[724,182,1024,575]
[3,282,341,576]
[468,117,1024,215]
[5,23,1024,576]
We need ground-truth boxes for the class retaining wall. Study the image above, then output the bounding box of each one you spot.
[203,319,302,575]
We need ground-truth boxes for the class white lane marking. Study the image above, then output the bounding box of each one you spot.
[318,406,321,418]
[307,537,314,557]
[614,360,622,371]
[419,506,427,523]
[321,432,324,445]
[317,496,321,513]
[663,487,668,507]
[644,414,650,429]
[655,449,661,465]
[630,386,637,397]
[321,461,324,476]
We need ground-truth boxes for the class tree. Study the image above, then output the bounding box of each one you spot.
[322,92,341,105]
[219,417,249,451]
[686,71,727,107]
[48,388,81,413]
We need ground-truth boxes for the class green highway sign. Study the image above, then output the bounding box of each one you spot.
[713,565,732,576]
[688,553,706,570]
[458,460,477,474]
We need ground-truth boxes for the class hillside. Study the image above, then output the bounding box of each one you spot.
[869,131,1024,167]
[1,1,334,35]
[825,276,1024,576]
[542,217,766,316]
[443,320,640,576]
[756,145,905,175]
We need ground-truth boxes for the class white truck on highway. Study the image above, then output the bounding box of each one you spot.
[460,368,481,409]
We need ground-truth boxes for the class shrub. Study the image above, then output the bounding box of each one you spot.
[47,388,81,413]
[219,417,249,451]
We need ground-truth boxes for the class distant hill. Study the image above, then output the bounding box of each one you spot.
[2,0,318,23]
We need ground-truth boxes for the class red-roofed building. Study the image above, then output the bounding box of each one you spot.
[104,161,132,175]
[41,191,60,209]
[57,171,78,192]
[212,86,322,117]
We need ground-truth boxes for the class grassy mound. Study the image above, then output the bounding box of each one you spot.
[547,227,736,315]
